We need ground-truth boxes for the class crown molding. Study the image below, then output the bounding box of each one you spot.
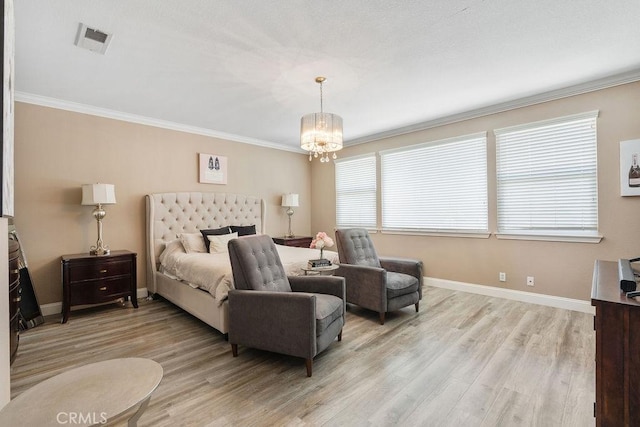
[14,92,303,154]
[345,69,640,147]
[16,68,640,152]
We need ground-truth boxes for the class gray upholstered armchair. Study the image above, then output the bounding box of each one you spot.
[227,234,345,377]
[335,228,423,325]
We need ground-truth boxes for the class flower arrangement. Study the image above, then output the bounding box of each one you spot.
[310,231,334,259]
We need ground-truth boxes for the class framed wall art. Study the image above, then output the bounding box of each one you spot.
[199,153,227,185]
[620,139,640,196]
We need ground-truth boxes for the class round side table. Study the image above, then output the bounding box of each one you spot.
[302,264,340,275]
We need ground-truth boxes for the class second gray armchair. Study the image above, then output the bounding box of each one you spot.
[227,234,345,377]
[335,228,423,325]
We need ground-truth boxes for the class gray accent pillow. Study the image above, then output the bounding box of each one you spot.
[231,225,256,236]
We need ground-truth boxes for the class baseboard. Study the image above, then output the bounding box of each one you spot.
[426,277,595,314]
[39,288,149,317]
[40,283,594,317]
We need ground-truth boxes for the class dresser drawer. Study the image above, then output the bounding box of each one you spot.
[69,277,132,305]
[68,259,132,283]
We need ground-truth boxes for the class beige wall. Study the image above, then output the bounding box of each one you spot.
[311,81,640,301]
[14,82,640,306]
[14,103,311,305]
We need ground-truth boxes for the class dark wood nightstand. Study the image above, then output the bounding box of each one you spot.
[61,250,137,323]
[272,236,313,248]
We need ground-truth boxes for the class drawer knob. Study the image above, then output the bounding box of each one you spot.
[99,269,108,273]
[12,296,21,303]
[99,286,107,291]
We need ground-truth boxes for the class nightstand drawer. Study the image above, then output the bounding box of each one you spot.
[68,259,131,282]
[69,277,132,305]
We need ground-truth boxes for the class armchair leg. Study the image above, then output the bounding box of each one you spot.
[305,359,313,377]
[338,330,342,341]
[379,312,385,325]
[415,302,420,312]
[231,343,238,357]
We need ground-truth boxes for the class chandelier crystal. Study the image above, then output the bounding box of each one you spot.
[300,77,343,162]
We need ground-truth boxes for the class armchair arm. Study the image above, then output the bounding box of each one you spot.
[289,275,346,316]
[379,256,424,298]
[228,290,316,359]
[289,275,345,300]
[379,256,423,279]
[335,263,387,313]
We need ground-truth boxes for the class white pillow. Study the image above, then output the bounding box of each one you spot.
[179,233,207,253]
[208,232,238,253]
[159,239,185,265]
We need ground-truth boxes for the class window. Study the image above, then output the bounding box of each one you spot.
[380,132,488,234]
[495,111,599,241]
[335,154,377,228]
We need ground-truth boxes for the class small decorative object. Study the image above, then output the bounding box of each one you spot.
[621,139,640,196]
[199,153,227,184]
[81,183,116,255]
[281,193,299,238]
[310,231,334,260]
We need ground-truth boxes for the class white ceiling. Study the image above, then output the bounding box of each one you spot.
[13,0,640,152]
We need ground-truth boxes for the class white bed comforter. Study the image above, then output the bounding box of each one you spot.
[159,240,339,305]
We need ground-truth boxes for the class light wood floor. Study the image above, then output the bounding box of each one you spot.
[10,287,595,427]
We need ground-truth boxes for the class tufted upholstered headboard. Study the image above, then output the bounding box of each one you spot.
[145,192,266,291]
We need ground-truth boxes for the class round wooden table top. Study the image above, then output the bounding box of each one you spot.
[0,358,163,426]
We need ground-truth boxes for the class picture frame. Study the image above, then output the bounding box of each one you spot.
[198,153,227,185]
[620,139,640,196]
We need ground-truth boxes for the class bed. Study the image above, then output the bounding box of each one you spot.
[145,192,337,335]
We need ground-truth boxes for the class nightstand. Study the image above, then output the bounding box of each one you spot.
[61,250,137,323]
[272,236,313,248]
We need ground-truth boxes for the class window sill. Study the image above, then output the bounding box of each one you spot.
[381,229,491,239]
[495,233,603,243]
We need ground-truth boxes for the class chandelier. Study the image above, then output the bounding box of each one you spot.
[300,77,343,162]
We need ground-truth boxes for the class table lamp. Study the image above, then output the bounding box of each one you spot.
[281,193,299,238]
[82,183,116,255]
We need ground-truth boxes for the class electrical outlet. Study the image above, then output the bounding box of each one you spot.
[527,276,535,286]
[499,272,506,282]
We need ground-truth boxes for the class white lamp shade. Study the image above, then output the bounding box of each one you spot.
[281,193,299,207]
[300,112,343,153]
[81,183,116,205]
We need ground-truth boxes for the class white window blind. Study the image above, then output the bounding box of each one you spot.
[335,154,377,228]
[495,111,598,238]
[380,133,488,233]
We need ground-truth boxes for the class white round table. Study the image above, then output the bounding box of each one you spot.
[0,358,163,427]
[302,264,340,275]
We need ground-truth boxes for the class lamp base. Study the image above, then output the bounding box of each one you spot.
[90,207,110,256]
[90,247,110,256]
[286,208,295,239]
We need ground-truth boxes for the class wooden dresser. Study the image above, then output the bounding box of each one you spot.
[591,260,640,426]
[8,239,20,364]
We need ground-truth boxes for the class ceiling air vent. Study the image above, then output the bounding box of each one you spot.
[74,23,112,55]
